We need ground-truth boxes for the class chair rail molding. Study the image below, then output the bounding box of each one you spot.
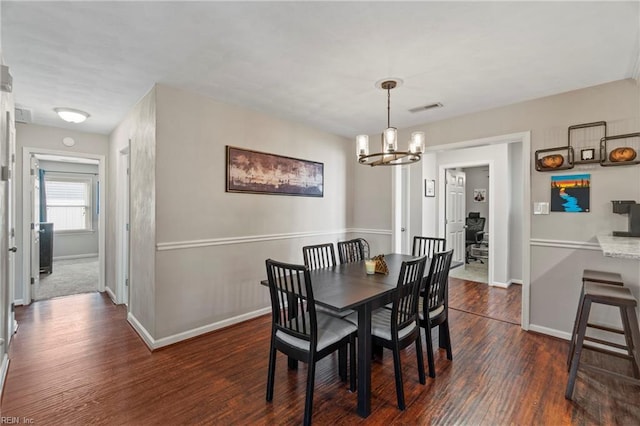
[530,238,601,251]
[156,228,392,251]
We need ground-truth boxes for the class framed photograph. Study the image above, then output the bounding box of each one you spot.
[550,174,590,212]
[473,189,486,203]
[425,179,435,197]
[226,146,324,197]
[580,148,595,161]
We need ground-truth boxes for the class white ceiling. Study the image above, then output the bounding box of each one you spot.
[2,1,639,138]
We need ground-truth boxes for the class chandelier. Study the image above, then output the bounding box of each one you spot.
[356,79,425,166]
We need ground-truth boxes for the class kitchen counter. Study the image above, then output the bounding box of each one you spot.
[596,234,640,260]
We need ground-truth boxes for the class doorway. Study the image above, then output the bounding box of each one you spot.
[418,132,531,329]
[21,148,106,305]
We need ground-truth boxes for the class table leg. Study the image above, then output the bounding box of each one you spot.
[357,304,371,417]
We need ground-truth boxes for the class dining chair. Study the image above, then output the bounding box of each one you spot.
[418,249,454,378]
[369,256,428,410]
[337,239,365,264]
[265,259,357,426]
[302,243,337,270]
[412,236,446,258]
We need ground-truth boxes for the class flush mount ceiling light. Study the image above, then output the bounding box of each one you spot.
[356,79,425,167]
[54,107,90,123]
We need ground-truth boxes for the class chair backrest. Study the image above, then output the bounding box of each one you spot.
[465,217,486,241]
[302,243,337,270]
[422,249,454,316]
[337,239,365,264]
[468,211,480,219]
[412,236,446,258]
[390,256,428,335]
[265,259,317,346]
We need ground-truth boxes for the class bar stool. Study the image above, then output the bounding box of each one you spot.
[567,270,624,368]
[565,282,640,399]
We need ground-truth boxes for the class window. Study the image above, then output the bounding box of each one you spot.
[44,175,93,232]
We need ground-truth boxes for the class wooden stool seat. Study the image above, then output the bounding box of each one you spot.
[582,269,624,286]
[566,282,640,399]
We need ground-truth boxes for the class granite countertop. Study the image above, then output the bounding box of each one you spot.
[596,234,640,260]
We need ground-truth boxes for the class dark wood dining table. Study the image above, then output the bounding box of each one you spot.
[262,253,460,417]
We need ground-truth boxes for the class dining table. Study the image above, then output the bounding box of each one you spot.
[261,253,461,418]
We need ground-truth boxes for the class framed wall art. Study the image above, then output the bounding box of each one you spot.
[550,173,590,212]
[226,146,324,197]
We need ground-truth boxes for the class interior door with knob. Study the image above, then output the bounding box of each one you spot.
[30,155,41,300]
[445,169,466,264]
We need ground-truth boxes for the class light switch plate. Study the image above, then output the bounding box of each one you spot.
[533,202,549,215]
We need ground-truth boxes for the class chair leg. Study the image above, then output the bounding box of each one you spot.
[391,342,406,410]
[415,334,426,385]
[349,337,357,392]
[566,298,591,400]
[339,347,347,382]
[567,287,585,370]
[620,306,640,378]
[266,340,277,401]
[425,326,436,378]
[304,359,316,426]
[442,319,453,361]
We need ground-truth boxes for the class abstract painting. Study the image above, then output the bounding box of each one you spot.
[226,146,324,197]
[550,174,590,212]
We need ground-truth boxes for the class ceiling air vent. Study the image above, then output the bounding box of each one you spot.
[15,107,32,123]
[408,102,443,113]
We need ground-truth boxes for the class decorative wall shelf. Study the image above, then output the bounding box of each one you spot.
[535,121,639,172]
[600,132,640,167]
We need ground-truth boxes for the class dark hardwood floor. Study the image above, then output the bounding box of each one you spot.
[448,277,522,325]
[1,279,638,425]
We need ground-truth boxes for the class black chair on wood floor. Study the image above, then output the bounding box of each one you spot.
[265,259,357,426]
[367,256,428,410]
[412,236,446,258]
[302,243,337,270]
[419,249,454,378]
[337,239,365,264]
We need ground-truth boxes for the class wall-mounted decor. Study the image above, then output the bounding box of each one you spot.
[473,189,486,203]
[550,174,590,213]
[425,179,435,197]
[535,121,639,171]
[226,146,324,197]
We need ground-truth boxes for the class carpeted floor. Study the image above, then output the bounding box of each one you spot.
[449,260,488,283]
[35,257,99,301]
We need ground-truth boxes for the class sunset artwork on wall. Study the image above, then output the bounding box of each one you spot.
[550,173,590,212]
[226,146,324,197]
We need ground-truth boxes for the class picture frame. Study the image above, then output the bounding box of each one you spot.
[226,146,324,197]
[550,173,590,212]
[425,179,435,197]
[473,188,486,203]
[580,148,595,161]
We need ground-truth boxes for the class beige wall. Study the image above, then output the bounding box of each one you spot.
[354,78,640,336]
[14,123,109,301]
[108,87,157,337]
[152,84,352,339]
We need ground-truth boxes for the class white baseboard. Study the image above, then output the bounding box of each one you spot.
[0,353,9,400]
[105,287,117,304]
[128,306,272,350]
[490,281,511,288]
[529,324,571,341]
[509,279,523,285]
[13,299,24,307]
[127,312,156,350]
[53,253,98,261]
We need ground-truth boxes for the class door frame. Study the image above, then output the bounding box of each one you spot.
[115,144,130,305]
[21,147,106,305]
[423,131,531,330]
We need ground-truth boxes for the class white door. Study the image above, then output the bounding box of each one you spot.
[117,147,130,305]
[30,156,41,299]
[6,111,16,337]
[445,169,466,263]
